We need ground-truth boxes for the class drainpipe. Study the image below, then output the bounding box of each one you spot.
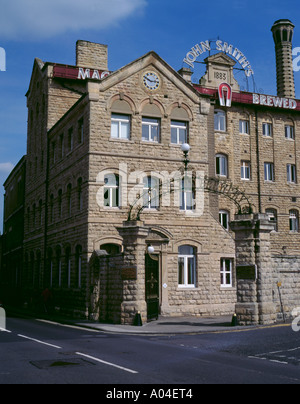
[255,110,262,213]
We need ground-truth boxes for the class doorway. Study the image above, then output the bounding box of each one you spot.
[145,254,159,321]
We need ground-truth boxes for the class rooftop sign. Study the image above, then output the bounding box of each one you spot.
[183,39,254,77]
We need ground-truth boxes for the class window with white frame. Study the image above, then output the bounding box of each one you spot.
[171,120,188,144]
[289,210,299,232]
[285,125,295,140]
[143,176,160,209]
[239,119,249,134]
[220,258,233,287]
[111,113,131,140]
[264,162,274,182]
[266,208,278,232]
[214,110,226,132]
[263,122,272,137]
[219,210,230,231]
[241,161,251,180]
[216,154,228,177]
[104,174,120,208]
[142,117,160,142]
[180,176,195,211]
[287,164,297,183]
[178,245,196,288]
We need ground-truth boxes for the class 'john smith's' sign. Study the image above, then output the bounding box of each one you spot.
[183,39,254,77]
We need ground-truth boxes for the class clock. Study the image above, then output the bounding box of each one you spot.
[143,72,160,91]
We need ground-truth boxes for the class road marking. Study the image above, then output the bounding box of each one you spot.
[0,328,11,333]
[75,352,138,374]
[36,319,100,333]
[17,334,62,349]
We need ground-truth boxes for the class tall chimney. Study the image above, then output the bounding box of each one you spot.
[271,19,295,98]
[76,40,108,71]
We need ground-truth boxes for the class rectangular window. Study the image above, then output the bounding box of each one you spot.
[287,164,297,183]
[239,120,249,134]
[263,123,272,137]
[219,210,229,231]
[241,161,251,180]
[290,210,299,232]
[111,114,131,140]
[178,246,196,288]
[214,110,226,132]
[142,117,160,142]
[220,258,233,288]
[171,120,187,145]
[180,177,195,211]
[264,162,274,182]
[216,154,228,177]
[285,125,294,140]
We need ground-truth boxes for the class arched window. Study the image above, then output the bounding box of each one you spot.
[143,176,160,209]
[77,178,83,211]
[58,189,62,219]
[104,174,120,208]
[178,245,196,288]
[65,246,71,288]
[289,210,299,232]
[214,110,226,131]
[75,245,82,288]
[100,244,121,255]
[67,184,72,216]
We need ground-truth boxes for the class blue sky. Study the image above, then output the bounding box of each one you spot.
[0,0,300,231]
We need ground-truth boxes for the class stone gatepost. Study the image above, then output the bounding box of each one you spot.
[231,214,276,326]
[117,221,149,325]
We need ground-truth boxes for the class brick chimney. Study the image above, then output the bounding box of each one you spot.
[76,40,108,71]
[271,19,295,98]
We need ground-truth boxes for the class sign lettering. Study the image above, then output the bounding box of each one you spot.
[253,93,297,110]
[183,39,254,77]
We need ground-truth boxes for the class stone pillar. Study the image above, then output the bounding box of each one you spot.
[231,214,276,325]
[117,221,149,325]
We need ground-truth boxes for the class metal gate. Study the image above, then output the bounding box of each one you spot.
[145,254,159,321]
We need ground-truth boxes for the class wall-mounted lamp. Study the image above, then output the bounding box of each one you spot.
[181,143,190,171]
[147,245,155,255]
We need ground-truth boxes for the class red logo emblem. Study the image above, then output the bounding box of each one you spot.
[218,83,232,107]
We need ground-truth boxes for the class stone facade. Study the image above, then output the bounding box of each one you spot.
[2,20,300,325]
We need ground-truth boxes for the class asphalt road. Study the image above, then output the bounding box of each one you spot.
[1,315,300,389]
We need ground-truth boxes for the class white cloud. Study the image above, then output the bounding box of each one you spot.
[0,162,15,174]
[0,0,147,40]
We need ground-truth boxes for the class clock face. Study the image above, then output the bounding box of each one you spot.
[143,72,160,91]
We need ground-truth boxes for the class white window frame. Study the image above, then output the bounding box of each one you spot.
[285,125,295,140]
[180,176,195,211]
[289,210,299,232]
[216,154,228,177]
[178,246,196,288]
[143,176,160,209]
[220,258,233,288]
[219,210,230,231]
[104,174,120,208]
[266,208,278,232]
[287,164,297,184]
[239,119,249,134]
[241,161,251,181]
[142,117,160,143]
[264,162,274,182]
[214,110,226,132]
[263,122,273,137]
[111,113,131,140]
[171,120,188,145]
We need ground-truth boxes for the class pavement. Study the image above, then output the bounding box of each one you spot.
[6,305,287,335]
[74,314,252,335]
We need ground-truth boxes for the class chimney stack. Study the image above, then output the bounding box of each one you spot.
[76,40,108,71]
[271,19,295,98]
